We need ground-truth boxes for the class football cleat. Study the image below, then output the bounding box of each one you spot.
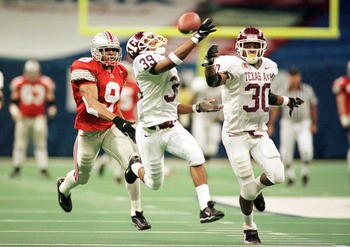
[302,175,308,186]
[200,201,225,223]
[40,169,50,178]
[131,211,151,231]
[125,153,140,184]
[10,167,20,178]
[253,192,265,212]
[287,178,294,186]
[57,177,72,212]
[244,229,261,244]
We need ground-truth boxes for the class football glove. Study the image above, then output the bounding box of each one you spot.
[196,99,223,113]
[113,116,136,143]
[192,18,216,43]
[202,44,219,67]
[288,97,304,116]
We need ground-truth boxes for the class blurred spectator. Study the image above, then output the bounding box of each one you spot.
[190,76,222,160]
[268,67,318,186]
[9,59,57,178]
[332,61,350,183]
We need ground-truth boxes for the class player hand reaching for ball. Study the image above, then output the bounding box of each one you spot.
[125,17,225,225]
[191,18,216,43]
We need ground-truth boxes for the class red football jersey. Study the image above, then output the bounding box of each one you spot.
[71,57,128,131]
[333,75,350,114]
[118,78,139,121]
[10,75,55,117]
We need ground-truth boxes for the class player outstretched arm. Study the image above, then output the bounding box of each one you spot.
[268,90,304,116]
[153,18,216,75]
[202,45,227,87]
[177,99,223,114]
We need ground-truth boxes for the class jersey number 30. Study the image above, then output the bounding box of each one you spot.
[243,83,270,112]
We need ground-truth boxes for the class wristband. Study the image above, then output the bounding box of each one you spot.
[340,115,349,127]
[281,96,289,107]
[168,52,183,65]
[192,104,201,113]
[191,36,199,44]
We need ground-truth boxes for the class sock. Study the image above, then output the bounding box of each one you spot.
[196,184,211,210]
[59,170,78,196]
[131,162,143,177]
[242,212,257,230]
[286,164,295,180]
[125,179,141,216]
[347,149,350,174]
[301,162,310,177]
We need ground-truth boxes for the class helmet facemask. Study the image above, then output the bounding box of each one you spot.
[139,32,168,55]
[236,39,266,64]
[91,32,122,66]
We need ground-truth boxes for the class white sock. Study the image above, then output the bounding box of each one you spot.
[131,162,143,177]
[196,184,211,210]
[125,179,141,216]
[242,212,257,230]
[60,170,78,196]
[286,165,296,180]
[301,162,310,177]
[347,149,350,173]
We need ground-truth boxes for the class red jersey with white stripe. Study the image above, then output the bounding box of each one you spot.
[118,78,139,121]
[332,75,350,114]
[71,57,128,131]
[10,74,55,117]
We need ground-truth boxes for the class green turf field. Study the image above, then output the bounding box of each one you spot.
[0,157,349,246]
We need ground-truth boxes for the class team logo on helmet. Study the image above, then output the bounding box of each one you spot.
[127,32,167,60]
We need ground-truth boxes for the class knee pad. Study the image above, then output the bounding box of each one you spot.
[241,180,260,201]
[266,158,285,184]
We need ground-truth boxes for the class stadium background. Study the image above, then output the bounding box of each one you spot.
[0,0,349,160]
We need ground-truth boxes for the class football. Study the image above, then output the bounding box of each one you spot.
[177,12,201,34]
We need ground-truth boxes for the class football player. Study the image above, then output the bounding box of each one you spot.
[202,27,303,244]
[56,31,151,230]
[95,61,139,184]
[124,18,226,224]
[190,76,222,160]
[0,71,4,109]
[9,60,57,178]
[332,60,350,183]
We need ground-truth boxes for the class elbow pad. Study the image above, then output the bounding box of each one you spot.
[268,90,278,105]
[82,96,99,117]
[206,73,222,87]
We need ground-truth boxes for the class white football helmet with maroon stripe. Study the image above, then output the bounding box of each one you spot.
[126,31,167,60]
[91,31,122,66]
[235,27,267,64]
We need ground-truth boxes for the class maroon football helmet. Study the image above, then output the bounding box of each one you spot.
[235,27,267,64]
[126,31,167,60]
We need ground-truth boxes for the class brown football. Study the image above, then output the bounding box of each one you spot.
[177,12,201,34]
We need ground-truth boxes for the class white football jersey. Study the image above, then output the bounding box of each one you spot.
[133,53,180,127]
[215,55,278,134]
